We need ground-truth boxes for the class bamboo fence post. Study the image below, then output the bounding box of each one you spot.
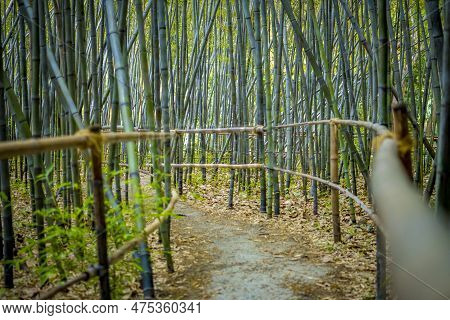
[89,127,111,300]
[330,121,341,243]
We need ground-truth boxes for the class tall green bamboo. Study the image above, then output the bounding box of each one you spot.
[241,0,267,213]
[31,0,46,277]
[103,0,155,299]
[435,1,450,219]
[157,0,174,272]
[0,12,14,288]
[376,0,388,300]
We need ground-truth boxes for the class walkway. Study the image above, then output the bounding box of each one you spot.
[151,199,366,299]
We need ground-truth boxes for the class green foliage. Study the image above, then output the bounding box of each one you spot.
[9,174,171,297]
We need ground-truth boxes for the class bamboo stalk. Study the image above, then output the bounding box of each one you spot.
[89,127,110,299]
[157,0,174,273]
[330,122,341,242]
[0,18,13,287]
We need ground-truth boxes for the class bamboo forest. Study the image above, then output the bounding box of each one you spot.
[0,0,449,301]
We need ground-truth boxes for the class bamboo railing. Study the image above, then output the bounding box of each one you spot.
[0,116,413,300]
[273,118,388,136]
[101,125,264,135]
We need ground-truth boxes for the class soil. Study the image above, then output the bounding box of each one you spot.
[165,201,330,299]
[149,174,378,300]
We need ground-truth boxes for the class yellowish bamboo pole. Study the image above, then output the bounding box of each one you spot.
[102,125,265,135]
[118,162,263,170]
[0,135,90,159]
[330,122,341,243]
[170,163,264,169]
[0,131,172,159]
[274,119,388,136]
[273,120,330,129]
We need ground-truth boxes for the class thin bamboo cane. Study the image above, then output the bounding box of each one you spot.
[274,119,388,136]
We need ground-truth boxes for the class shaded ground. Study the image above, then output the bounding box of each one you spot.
[151,195,375,300]
[152,177,378,300]
[166,201,329,299]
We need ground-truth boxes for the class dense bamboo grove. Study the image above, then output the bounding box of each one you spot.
[0,0,449,299]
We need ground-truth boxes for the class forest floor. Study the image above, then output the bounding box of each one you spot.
[148,173,380,300]
[0,172,381,300]
[154,200,334,299]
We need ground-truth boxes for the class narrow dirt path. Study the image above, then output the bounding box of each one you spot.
[144,174,376,300]
[163,201,331,299]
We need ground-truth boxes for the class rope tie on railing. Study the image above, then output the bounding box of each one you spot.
[372,130,412,157]
[329,118,339,126]
[372,131,395,152]
[75,126,104,155]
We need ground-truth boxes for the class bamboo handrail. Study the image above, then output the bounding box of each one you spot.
[102,131,174,144]
[38,192,179,300]
[0,131,173,159]
[273,120,331,129]
[170,163,263,169]
[121,159,376,228]
[118,162,263,170]
[267,166,383,231]
[0,128,263,160]
[0,135,91,159]
[273,118,389,136]
[102,125,265,134]
[171,126,265,134]
[0,120,389,160]
[331,119,389,136]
